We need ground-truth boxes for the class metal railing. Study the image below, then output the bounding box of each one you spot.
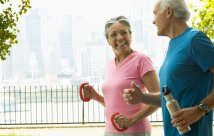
[0,85,163,125]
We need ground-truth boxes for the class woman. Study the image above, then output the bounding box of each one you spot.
[82,16,160,136]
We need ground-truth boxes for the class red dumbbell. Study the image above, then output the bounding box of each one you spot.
[79,82,90,102]
[111,112,128,132]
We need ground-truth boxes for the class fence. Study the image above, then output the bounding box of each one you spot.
[0,85,163,125]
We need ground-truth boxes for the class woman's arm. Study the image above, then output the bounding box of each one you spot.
[116,71,160,128]
[92,92,105,106]
[83,84,105,106]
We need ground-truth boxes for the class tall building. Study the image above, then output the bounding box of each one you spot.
[25,9,44,78]
[81,31,107,82]
[58,15,74,77]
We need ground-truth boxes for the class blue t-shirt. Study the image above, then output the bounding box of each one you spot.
[159,27,214,136]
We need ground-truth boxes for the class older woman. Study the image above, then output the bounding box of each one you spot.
[82,16,160,136]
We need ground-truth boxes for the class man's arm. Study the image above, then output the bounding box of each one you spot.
[172,66,214,131]
[200,66,214,112]
[123,83,161,107]
[141,91,161,107]
[116,71,160,128]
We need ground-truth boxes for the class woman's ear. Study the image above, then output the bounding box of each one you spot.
[107,39,111,46]
[107,40,109,45]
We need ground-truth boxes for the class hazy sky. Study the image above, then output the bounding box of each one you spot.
[31,0,200,9]
[1,0,201,13]
[31,0,133,15]
[29,0,201,18]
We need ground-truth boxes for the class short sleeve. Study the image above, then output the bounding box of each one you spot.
[190,32,214,72]
[137,55,155,78]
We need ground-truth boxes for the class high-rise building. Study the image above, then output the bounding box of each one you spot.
[25,9,44,78]
[58,15,74,77]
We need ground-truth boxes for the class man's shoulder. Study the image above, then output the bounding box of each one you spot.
[186,27,201,36]
[187,27,208,38]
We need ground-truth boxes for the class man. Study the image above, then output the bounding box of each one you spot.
[123,0,214,136]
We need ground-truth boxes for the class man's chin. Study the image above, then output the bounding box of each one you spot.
[157,32,166,36]
[157,32,162,36]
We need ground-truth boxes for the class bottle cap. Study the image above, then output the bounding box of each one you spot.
[162,86,171,95]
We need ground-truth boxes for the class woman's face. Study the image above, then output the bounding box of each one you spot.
[107,22,132,56]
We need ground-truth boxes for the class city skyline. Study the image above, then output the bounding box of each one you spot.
[0,0,199,86]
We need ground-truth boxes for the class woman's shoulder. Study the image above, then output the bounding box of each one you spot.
[132,51,151,60]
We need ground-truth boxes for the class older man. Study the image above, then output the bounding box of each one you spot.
[123,0,214,136]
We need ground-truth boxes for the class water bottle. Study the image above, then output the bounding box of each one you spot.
[162,86,191,134]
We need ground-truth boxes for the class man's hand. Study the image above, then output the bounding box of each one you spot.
[123,82,143,104]
[171,106,205,131]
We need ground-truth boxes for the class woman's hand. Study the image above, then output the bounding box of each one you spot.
[83,84,97,100]
[114,114,136,128]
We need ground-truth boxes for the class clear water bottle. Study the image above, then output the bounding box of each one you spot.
[162,86,191,134]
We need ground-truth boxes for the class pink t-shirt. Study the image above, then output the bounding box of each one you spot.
[102,51,155,133]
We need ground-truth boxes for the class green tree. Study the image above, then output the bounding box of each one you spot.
[0,0,31,60]
[190,0,214,43]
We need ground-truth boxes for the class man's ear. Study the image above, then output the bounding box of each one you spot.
[166,7,173,18]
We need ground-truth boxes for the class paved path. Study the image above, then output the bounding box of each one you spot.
[0,124,164,136]
[1,124,214,136]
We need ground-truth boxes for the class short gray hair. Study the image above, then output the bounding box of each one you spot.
[104,16,132,39]
[160,0,190,21]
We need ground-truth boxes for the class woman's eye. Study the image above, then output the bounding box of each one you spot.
[121,31,128,35]
[110,33,116,38]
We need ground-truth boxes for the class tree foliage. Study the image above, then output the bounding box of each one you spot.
[0,0,31,60]
[190,0,214,43]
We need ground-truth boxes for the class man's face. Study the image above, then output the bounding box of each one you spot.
[152,0,170,36]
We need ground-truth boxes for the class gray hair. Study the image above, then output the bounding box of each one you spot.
[104,16,132,39]
[160,0,190,21]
